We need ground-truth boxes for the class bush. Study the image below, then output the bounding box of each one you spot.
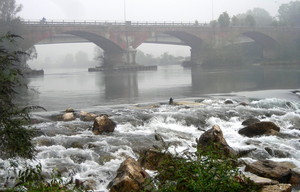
[0,33,36,159]
[6,164,84,192]
[151,146,257,192]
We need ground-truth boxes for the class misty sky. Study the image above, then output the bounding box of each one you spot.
[17,0,291,22]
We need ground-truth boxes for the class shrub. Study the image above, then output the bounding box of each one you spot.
[151,146,257,192]
[6,164,84,192]
[0,33,36,159]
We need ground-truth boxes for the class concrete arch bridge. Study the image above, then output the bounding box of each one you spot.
[20,20,300,66]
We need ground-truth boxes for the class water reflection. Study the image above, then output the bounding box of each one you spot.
[23,65,300,110]
[191,65,300,95]
[100,71,138,100]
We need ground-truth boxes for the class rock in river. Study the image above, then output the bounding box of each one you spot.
[108,157,149,192]
[63,112,76,121]
[92,114,116,135]
[238,122,280,137]
[196,125,237,157]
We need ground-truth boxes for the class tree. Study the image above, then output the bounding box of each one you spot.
[231,15,240,26]
[245,15,256,27]
[0,33,36,159]
[278,1,300,26]
[0,0,22,22]
[246,8,273,26]
[218,12,230,27]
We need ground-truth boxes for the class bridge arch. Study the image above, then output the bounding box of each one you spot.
[134,30,206,65]
[65,31,123,53]
[241,31,281,59]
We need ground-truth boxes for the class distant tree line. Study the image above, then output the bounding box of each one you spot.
[211,1,300,28]
[135,50,188,66]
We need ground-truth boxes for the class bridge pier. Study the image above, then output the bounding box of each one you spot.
[103,48,137,67]
[190,45,209,65]
[263,47,281,60]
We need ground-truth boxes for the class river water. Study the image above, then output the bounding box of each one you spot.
[1,64,300,191]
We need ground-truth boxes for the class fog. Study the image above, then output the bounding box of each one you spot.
[17,0,288,22]
[17,0,294,69]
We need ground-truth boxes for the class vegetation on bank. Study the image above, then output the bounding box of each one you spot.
[0,33,36,159]
[150,147,258,192]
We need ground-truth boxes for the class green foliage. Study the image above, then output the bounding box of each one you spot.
[246,8,273,26]
[202,45,243,67]
[0,0,22,22]
[245,15,256,27]
[218,12,230,28]
[6,164,84,192]
[152,147,257,192]
[278,1,300,26]
[0,33,36,159]
[231,8,273,27]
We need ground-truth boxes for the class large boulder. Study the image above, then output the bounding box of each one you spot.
[138,149,172,170]
[259,184,292,192]
[65,107,75,113]
[247,174,279,186]
[242,117,260,126]
[108,157,150,192]
[290,168,300,186]
[62,112,76,121]
[238,122,280,137]
[245,160,292,183]
[80,111,97,121]
[196,125,237,157]
[92,114,116,135]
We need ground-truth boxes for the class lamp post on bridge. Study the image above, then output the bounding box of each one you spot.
[124,0,127,22]
[212,0,214,21]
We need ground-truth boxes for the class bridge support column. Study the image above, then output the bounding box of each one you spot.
[103,49,137,67]
[263,47,281,60]
[190,46,208,65]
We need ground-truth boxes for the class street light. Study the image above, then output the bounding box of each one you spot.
[124,0,127,21]
[212,0,214,20]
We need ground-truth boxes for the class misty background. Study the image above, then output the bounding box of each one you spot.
[16,0,291,69]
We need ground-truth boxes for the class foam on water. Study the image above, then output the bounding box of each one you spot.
[1,93,300,191]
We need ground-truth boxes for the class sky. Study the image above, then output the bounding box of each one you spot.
[16,0,293,69]
[16,0,291,22]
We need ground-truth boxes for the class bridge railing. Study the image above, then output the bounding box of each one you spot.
[21,19,208,27]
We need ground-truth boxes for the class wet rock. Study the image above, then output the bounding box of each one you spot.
[195,98,205,103]
[65,107,75,113]
[108,157,149,192]
[290,168,300,186]
[138,149,172,170]
[98,153,115,165]
[80,111,97,121]
[238,122,280,137]
[239,102,249,106]
[92,114,116,135]
[70,141,84,149]
[196,125,237,157]
[265,147,290,158]
[224,99,234,104]
[259,184,292,192]
[246,174,279,186]
[75,178,97,191]
[245,160,292,183]
[49,113,64,121]
[35,138,55,146]
[242,117,260,126]
[237,148,257,157]
[63,112,76,121]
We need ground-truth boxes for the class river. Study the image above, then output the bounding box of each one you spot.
[22,65,300,110]
[1,64,300,191]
